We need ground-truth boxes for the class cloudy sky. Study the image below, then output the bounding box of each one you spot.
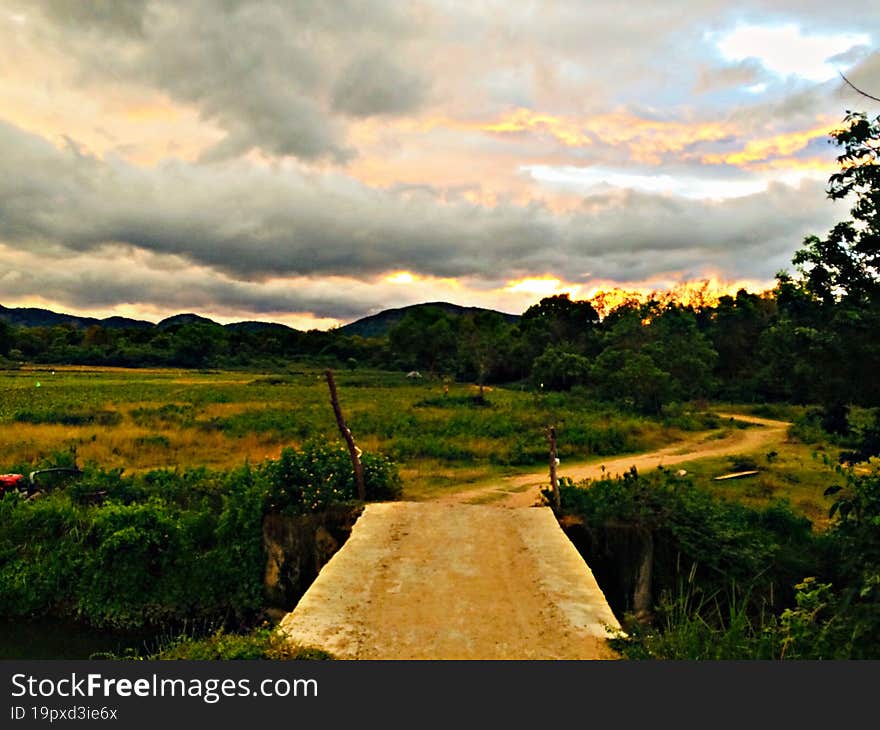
[1,1,877,328]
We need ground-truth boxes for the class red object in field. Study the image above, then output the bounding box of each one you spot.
[0,473,26,496]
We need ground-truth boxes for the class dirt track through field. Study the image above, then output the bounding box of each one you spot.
[436,413,790,508]
[279,413,789,659]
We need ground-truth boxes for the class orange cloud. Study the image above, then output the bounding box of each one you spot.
[499,274,773,318]
[702,124,837,167]
[346,110,742,201]
[478,109,734,163]
[482,109,593,147]
[581,113,733,164]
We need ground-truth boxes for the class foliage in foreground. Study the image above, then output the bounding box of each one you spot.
[560,464,880,659]
[0,444,401,630]
[153,627,334,661]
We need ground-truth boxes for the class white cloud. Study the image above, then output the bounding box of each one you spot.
[522,165,782,200]
[713,23,871,82]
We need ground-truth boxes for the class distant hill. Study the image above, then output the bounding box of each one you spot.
[100,315,154,330]
[156,313,220,330]
[225,320,298,334]
[0,304,152,330]
[340,302,519,338]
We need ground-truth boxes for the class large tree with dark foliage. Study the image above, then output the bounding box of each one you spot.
[0,319,10,358]
[793,111,880,306]
[773,111,880,408]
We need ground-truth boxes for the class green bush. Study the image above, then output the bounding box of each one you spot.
[0,467,266,630]
[532,346,591,391]
[0,441,401,630]
[559,468,817,650]
[565,462,880,659]
[13,408,122,427]
[262,442,402,513]
[0,495,86,617]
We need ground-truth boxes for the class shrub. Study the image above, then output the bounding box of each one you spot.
[564,462,880,659]
[0,467,267,630]
[559,467,816,623]
[262,442,402,513]
[14,408,122,427]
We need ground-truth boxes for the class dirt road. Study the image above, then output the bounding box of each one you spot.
[279,502,621,659]
[435,412,790,508]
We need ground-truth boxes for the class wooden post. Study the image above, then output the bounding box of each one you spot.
[325,369,366,501]
[548,426,560,512]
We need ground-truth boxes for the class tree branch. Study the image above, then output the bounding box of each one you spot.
[840,72,880,104]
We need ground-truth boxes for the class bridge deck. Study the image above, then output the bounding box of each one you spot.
[279,502,620,659]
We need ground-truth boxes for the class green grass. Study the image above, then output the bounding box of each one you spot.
[152,626,334,660]
[611,581,783,660]
[0,365,713,499]
[670,440,840,529]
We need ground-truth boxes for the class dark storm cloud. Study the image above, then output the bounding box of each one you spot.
[18,0,429,162]
[138,2,350,162]
[2,0,874,322]
[0,247,393,321]
[0,119,838,291]
[39,0,149,36]
[331,52,427,117]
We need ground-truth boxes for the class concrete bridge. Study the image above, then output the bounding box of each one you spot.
[279,501,620,659]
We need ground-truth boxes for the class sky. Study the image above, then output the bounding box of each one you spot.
[0,1,878,329]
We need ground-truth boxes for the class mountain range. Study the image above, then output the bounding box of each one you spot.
[0,302,519,338]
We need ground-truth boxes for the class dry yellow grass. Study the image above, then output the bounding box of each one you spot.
[0,422,288,472]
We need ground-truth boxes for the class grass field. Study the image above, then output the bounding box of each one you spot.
[0,365,845,519]
[0,365,709,498]
[669,442,838,529]
[659,404,840,529]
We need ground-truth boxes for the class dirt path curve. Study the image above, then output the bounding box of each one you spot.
[279,502,621,659]
[434,413,790,508]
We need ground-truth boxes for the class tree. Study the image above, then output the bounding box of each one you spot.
[642,304,717,400]
[171,323,225,368]
[457,311,510,392]
[709,289,776,396]
[782,111,880,407]
[593,300,717,408]
[388,307,458,375]
[793,111,880,306]
[518,294,600,363]
[0,319,11,358]
[532,345,591,391]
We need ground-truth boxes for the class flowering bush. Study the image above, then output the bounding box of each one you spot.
[262,442,402,514]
